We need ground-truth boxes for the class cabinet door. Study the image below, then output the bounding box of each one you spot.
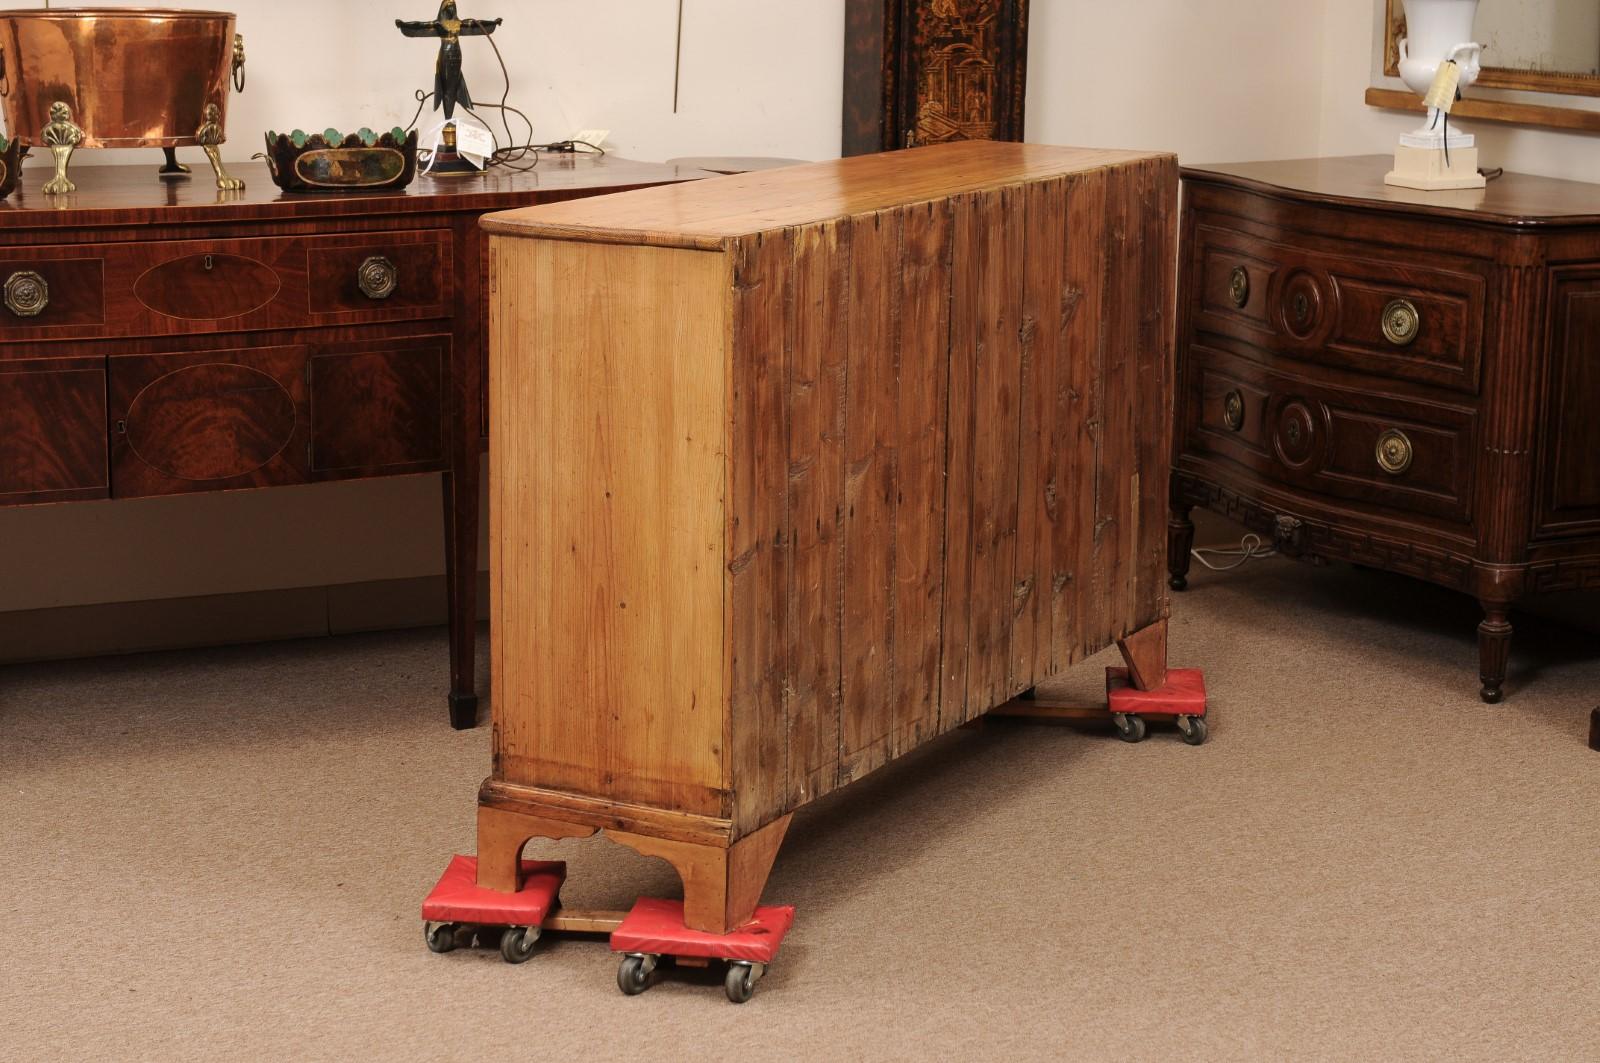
[1537,271,1600,538]
[308,335,448,477]
[109,345,308,498]
[0,356,108,504]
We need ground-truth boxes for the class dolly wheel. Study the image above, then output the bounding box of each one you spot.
[425,922,459,954]
[618,954,654,996]
[1177,715,1208,746]
[499,926,540,964]
[1113,713,1146,743]
[725,963,757,1004]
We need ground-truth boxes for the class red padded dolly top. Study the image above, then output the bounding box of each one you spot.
[610,897,795,964]
[1106,666,1208,717]
[422,854,566,926]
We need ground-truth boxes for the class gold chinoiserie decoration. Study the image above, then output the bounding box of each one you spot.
[1382,298,1421,346]
[1376,428,1414,475]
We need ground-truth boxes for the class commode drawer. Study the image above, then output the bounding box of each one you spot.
[1192,218,1486,394]
[1184,346,1476,525]
[0,229,451,342]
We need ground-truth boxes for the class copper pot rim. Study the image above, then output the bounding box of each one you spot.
[0,8,236,19]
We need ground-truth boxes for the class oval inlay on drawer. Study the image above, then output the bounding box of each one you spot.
[134,253,281,320]
[125,363,296,480]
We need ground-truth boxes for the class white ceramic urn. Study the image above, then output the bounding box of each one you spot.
[1396,0,1483,147]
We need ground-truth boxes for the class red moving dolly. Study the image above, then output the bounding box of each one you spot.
[612,897,797,1004]
[1106,666,1208,745]
[422,854,565,964]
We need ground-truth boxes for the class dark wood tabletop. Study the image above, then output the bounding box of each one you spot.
[1182,155,1600,228]
[0,154,717,229]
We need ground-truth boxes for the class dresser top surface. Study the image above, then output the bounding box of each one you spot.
[0,154,712,230]
[481,141,1173,249]
[1183,156,1600,227]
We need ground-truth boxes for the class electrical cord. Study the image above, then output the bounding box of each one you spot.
[1190,533,1276,572]
[403,31,606,174]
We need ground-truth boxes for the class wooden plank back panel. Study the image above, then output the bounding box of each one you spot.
[489,145,1178,848]
[488,237,730,817]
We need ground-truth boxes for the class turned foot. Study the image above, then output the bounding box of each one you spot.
[158,146,192,180]
[1477,602,1513,704]
[1167,504,1195,592]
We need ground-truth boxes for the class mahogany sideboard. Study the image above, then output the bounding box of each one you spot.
[1169,156,1600,703]
[0,155,709,728]
[477,141,1179,932]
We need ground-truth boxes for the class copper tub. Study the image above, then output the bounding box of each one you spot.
[0,7,245,191]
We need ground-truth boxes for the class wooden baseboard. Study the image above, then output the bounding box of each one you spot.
[0,571,490,665]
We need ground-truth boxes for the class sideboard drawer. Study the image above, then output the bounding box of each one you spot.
[1193,218,1486,393]
[1187,347,1476,525]
[0,254,105,332]
[0,230,452,342]
[0,355,108,504]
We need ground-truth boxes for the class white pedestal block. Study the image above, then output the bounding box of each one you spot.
[1385,143,1486,191]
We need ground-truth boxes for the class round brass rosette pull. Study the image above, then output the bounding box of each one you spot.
[3,269,48,317]
[1376,428,1413,475]
[358,255,398,300]
[1381,298,1420,347]
[1222,389,1245,432]
[1228,266,1249,308]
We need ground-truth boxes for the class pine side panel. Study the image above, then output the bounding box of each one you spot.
[1096,164,1140,645]
[964,185,1027,713]
[891,200,954,753]
[728,230,794,836]
[784,221,849,807]
[489,237,728,815]
[939,192,982,725]
[1015,177,1066,687]
[1060,171,1109,671]
[1133,157,1179,630]
[840,210,902,779]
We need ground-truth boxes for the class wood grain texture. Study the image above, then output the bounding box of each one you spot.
[487,142,1179,924]
[489,237,729,816]
[1172,157,1600,704]
[0,153,704,728]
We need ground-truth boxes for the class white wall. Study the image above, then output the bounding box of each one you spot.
[3,0,1596,622]
[1317,0,1600,182]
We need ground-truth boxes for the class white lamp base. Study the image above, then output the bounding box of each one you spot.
[1384,143,1486,191]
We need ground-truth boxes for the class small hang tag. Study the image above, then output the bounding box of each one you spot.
[1424,60,1463,113]
[453,120,496,166]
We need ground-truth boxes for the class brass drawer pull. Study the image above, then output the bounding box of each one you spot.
[1223,389,1245,432]
[1382,298,1420,346]
[1228,266,1249,308]
[1376,428,1413,475]
[3,269,48,317]
[358,255,397,300]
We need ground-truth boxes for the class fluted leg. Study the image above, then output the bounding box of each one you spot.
[1477,601,1513,704]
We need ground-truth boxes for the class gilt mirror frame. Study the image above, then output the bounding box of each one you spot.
[1368,0,1600,133]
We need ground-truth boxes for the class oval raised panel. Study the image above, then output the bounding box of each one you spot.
[125,363,296,481]
[134,253,281,321]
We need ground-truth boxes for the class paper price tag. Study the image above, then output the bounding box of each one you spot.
[1424,60,1462,113]
[454,121,496,163]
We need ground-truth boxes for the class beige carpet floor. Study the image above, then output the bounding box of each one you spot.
[3,558,1598,1062]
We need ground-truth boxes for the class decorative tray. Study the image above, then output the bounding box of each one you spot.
[261,127,418,192]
